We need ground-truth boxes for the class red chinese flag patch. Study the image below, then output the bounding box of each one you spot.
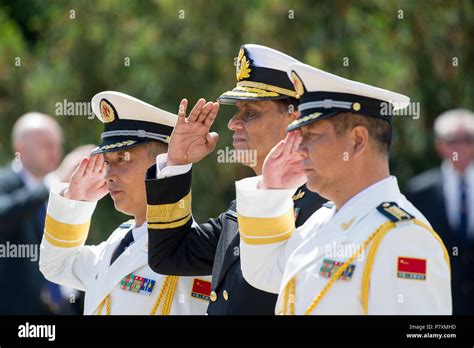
[397,257,427,280]
[191,279,211,301]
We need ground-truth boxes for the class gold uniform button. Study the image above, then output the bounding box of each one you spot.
[210,291,217,302]
[223,290,229,301]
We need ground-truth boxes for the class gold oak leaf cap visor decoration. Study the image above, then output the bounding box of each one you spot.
[90,91,177,154]
[286,63,411,131]
[218,44,301,104]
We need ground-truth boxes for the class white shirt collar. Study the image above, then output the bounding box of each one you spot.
[334,176,398,218]
[316,176,405,232]
[131,221,148,241]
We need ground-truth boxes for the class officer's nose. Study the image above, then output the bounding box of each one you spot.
[228,114,244,131]
[297,137,308,159]
[104,163,116,182]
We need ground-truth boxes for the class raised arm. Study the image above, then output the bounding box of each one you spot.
[146,98,224,276]
[40,154,108,290]
[237,131,307,293]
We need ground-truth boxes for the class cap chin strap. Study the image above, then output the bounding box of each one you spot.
[101,130,169,143]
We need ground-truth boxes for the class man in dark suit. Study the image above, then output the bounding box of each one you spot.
[145,45,326,315]
[0,112,89,314]
[406,108,474,315]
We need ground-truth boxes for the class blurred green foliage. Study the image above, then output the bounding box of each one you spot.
[0,0,472,243]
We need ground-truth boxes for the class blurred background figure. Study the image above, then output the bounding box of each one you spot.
[406,108,474,315]
[0,112,92,314]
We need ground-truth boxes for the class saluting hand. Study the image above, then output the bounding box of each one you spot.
[166,98,220,166]
[53,144,97,183]
[260,131,307,189]
[63,154,109,202]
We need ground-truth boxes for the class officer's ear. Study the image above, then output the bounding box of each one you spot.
[275,99,298,121]
[286,99,299,120]
[289,108,300,122]
[350,125,369,158]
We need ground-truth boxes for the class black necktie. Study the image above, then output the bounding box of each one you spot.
[110,229,134,265]
[458,176,468,241]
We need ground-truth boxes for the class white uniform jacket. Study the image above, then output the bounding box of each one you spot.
[235,176,452,315]
[39,184,211,315]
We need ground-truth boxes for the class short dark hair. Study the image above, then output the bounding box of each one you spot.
[326,112,392,155]
[145,141,168,159]
[273,97,299,114]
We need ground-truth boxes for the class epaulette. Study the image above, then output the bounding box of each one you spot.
[376,202,414,222]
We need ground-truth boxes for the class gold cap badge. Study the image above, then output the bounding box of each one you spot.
[291,71,305,98]
[100,99,116,123]
[236,48,251,81]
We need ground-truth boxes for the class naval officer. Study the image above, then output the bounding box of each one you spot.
[39,91,212,314]
[145,45,326,314]
[235,63,452,314]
